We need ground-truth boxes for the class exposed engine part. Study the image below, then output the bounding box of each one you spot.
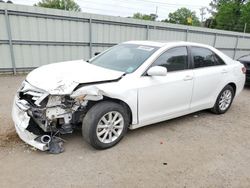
[35,133,65,154]
[40,135,51,144]
[59,123,73,134]
[46,106,72,120]
[15,81,109,154]
[46,95,63,107]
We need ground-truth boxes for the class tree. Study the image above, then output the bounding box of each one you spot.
[208,0,231,16]
[35,0,81,12]
[0,0,13,3]
[207,0,248,32]
[132,13,158,21]
[214,1,242,31]
[165,8,200,26]
[239,1,250,32]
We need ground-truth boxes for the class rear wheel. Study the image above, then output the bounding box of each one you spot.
[82,101,129,149]
[211,85,235,114]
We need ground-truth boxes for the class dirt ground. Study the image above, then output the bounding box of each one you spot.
[0,75,250,188]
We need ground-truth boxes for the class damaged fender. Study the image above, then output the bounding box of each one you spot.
[71,85,104,101]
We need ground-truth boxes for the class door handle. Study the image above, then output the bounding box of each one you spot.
[183,75,193,81]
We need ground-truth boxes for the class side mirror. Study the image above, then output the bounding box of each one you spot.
[147,66,167,76]
[94,52,101,56]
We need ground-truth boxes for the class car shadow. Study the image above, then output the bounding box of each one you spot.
[57,110,212,152]
[244,85,250,90]
[126,110,213,137]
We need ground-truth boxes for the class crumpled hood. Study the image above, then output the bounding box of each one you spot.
[26,60,124,94]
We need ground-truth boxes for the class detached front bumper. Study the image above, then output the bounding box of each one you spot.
[12,96,48,151]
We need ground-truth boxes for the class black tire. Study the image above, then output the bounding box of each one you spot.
[211,85,235,114]
[82,101,129,149]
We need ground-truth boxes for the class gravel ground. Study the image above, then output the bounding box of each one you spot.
[0,75,250,188]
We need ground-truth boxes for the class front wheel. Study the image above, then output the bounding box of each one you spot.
[82,101,129,149]
[211,85,235,114]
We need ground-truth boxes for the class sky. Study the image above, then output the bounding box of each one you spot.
[10,0,212,21]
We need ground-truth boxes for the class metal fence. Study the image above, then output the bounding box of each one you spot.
[1,3,250,74]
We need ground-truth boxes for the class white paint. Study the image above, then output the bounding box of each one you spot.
[26,60,124,94]
[12,41,246,150]
[147,66,167,76]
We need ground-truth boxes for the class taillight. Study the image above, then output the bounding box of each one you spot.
[242,66,246,74]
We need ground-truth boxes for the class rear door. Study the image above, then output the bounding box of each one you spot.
[189,46,228,110]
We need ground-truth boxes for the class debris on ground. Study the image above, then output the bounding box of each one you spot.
[48,137,65,154]
[30,147,38,151]
[0,129,21,147]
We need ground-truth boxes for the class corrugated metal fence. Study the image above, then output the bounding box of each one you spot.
[1,3,250,74]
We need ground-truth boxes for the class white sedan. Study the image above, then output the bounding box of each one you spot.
[12,41,246,153]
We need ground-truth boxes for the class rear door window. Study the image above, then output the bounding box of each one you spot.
[191,47,225,68]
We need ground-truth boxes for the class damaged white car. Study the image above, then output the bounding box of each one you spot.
[12,41,246,153]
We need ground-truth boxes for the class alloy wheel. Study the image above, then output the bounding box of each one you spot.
[96,111,124,144]
[219,89,232,111]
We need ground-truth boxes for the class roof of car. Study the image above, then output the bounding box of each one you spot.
[238,54,250,61]
[124,40,234,64]
[124,40,212,48]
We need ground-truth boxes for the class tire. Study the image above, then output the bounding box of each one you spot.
[82,101,129,149]
[211,85,235,114]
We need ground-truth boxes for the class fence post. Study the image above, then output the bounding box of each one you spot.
[233,36,239,59]
[186,28,189,41]
[4,9,16,75]
[213,33,217,47]
[89,17,92,59]
[244,23,247,34]
[146,25,149,40]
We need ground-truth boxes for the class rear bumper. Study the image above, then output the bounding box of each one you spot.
[12,96,48,151]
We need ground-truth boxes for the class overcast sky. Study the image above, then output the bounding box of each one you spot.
[10,0,212,21]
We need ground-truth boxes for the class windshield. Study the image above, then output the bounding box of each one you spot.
[89,44,159,73]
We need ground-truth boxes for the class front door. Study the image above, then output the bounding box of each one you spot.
[137,46,194,125]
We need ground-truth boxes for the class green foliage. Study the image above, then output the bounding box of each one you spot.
[35,0,81,12]
[238,1,250,32]
[207,0,250,32]
[215,1,242,31]
[208,0,231,16]
[132,13,158,21]
[165,8,200,26]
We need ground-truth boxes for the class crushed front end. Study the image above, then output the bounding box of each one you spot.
[12,80,88,153]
